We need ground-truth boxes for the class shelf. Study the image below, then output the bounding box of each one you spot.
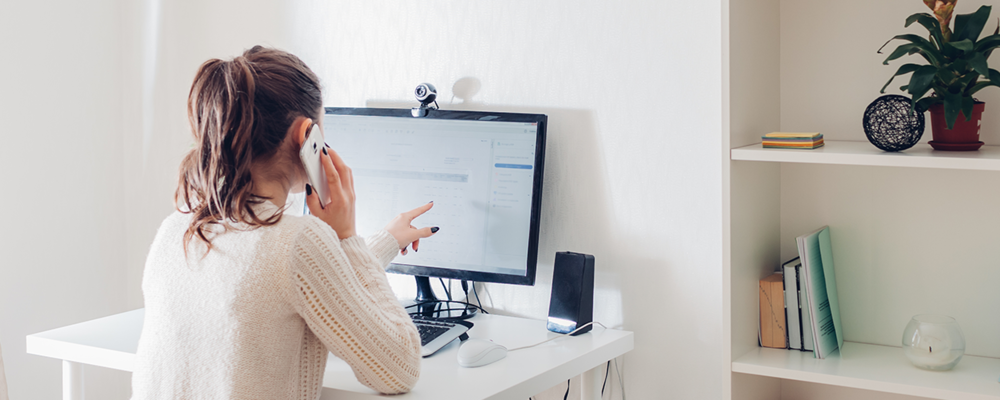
[733,342,1000,399]
[731,140,1000,171]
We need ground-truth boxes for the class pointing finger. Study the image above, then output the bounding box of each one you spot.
[403,202,434,221]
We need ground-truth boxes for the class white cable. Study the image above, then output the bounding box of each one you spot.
[507,321,607,352]
[484,283,495,308]
[615,356,626,400]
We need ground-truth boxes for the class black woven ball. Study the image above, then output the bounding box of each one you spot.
[863,94,925,152]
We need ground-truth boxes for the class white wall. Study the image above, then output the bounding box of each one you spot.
[4,1,727,398]
[0,1,131,398]
[290,2,725,398]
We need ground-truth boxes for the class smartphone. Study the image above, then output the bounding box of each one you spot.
[299,124,332,207]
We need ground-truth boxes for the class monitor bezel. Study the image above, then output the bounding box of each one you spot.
[324,107,546,286]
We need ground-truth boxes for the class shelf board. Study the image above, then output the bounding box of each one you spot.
[731,140,1000,171]
[733,342,1000,399]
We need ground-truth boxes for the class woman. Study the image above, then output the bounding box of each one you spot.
[132,46,433,399]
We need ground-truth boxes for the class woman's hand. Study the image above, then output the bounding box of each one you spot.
[385,203,439,255]
[305,146,357,240]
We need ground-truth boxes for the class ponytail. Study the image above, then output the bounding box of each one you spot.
[177,46,322,256]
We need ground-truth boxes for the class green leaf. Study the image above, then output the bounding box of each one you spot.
[954,72,980,94]
[908,65,938,98]
[882,43,939,66]
[967,81,995,95]
[977,33,1000,58]
[906,13,946,49]
[968,68,1000,95]
[880,34,943,65]
[990,68,1000,85]
[974,33,1000,52]
[943,93,962,129]
[969,53,990,77]
[936,67,957,86]
[915,96,940,112]
[962,96,976,122]
[954,5,992,42]
[891,34,939,51]
[947,39,975,53]
[881,64,922,93]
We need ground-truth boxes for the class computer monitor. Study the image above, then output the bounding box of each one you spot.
[323,107,547,309]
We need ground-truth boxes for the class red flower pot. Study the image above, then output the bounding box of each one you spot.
[928,102,985,151]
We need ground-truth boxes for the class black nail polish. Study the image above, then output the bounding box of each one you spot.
[322,147,328,155]
[325,143,330,148]
[305,184,312,196]
[429,201,434,204]
[431,227,440,233]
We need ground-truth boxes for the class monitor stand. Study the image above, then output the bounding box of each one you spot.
[413,276,478,320]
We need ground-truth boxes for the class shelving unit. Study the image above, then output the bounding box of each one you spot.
[726,139,1000,399]
[734,342,1000,400]
[723,1,1000,399]
[732,141,1000,172]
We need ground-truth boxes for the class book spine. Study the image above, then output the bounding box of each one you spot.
[783,263,801,350]
[797,264,815,352]
[759,273,787,349]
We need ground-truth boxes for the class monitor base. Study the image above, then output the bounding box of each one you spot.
[411,276,479,320]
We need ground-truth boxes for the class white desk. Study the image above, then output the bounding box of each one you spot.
[27,309,633,400]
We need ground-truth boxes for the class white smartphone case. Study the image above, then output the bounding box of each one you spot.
[299,124,332,207]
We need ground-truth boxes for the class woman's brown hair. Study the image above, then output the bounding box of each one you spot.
[177,46,322,254]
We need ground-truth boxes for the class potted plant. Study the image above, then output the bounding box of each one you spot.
[880,1,1000,150]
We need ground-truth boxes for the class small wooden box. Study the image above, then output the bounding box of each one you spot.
[759,273,787,349]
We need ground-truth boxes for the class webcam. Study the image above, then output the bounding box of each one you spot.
[412,83,439,117]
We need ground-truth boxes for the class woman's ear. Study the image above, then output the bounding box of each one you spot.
[292,117,313,147]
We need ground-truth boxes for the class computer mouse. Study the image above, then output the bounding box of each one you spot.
[457,338,507,368]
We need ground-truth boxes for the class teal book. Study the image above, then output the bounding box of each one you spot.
[796,226,844,359]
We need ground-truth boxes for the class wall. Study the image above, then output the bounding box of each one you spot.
[0,1,131,398]
[120,0,299,311]
[781,0,1000,144]
[286,1,724,398]
[3,1,726,398]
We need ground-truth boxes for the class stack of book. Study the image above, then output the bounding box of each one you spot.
[761,132,824,149]
[759,226,844,359]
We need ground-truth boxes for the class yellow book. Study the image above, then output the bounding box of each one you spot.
[763,132,821,139]
[762,140,824,147]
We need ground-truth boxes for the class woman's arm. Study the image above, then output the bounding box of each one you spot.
[364,230,399,272]
[288,217,421,395]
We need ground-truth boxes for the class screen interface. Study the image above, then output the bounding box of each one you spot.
[324,114,539,277]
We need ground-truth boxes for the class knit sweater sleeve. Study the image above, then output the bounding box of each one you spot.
[365,230,399,270]
[288,217,421,394]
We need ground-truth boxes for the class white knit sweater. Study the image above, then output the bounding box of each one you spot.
[131,201,421,399]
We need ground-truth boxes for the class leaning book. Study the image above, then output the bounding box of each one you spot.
[795,226,844,359]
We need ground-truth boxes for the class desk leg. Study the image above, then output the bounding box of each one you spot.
[62,360,84,400]
[581,365,602,400]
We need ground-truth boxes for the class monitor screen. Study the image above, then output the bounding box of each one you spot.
[323,108,546,285]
